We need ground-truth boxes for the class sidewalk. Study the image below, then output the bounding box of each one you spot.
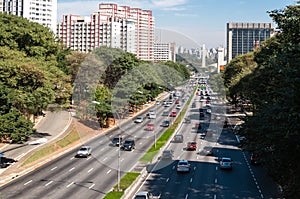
[0,92,169,186]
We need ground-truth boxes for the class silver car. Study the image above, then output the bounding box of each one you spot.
[220,157,233,170]
[176,160,190,173]
[76,146,92,157]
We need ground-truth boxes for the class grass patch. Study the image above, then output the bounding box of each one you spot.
[104,172,140,199]
[22,128,82,166]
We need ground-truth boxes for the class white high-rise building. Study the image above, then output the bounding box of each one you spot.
[153,42,176,62]
[57,14,136,53]
[93,3,155,61]
[0,0,57,34]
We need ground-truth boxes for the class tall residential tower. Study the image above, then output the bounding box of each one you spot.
[0,0,57,33]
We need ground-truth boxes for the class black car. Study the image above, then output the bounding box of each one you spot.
[121,140,135,151]
[112,137,123,146]
[200,112,205,118]
[161,120,170,127]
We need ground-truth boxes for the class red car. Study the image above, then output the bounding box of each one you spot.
[170,111,177,117]
[186,141,197,151]
[145,123,154,131]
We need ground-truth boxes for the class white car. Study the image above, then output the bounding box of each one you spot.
[220,157,233,170]
[148,113,156,119]
[176,104,181,109]
[76,146,92,157]
[133,191,153,199]
[176,160,190,173]
[134,116,144,123]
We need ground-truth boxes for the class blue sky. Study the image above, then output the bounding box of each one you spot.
[57,0,297,48]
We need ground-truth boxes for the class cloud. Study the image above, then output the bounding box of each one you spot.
[161,7,186,11]
[151,0,190,7]
[174,13,197,17]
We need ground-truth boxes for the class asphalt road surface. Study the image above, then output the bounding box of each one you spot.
[0,87,192,199]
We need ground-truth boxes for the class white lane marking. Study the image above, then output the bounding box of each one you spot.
[24,180,32,186]
[172,166,175,170]
[121,158,124,162]
[197,156,199,159]
[87,157,91,160]
[166,178,169,183]
[115,149,119,152]
[66,182,74,188]
[193,166,196,170]
[107,169,112,174]
[99,140,103,144]
[185,194,188,199]
[190,178,193,183]
[103,157,107,161]
[69,167,75,172]
[215,178,218,184]
[51,166,57,171]
[45,181,53,186]
[100,148,105,151]
[216,166,218,171]
[70,157,75,160]
[89,184,95,189]
[214,194,217,199]
[139,142,143,145]
[88,168,94,173]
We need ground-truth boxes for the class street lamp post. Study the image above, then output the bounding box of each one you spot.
[93,100,121,191]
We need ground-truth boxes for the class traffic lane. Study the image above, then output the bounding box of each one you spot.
[215,147,262,199]
[242,152,281,198]
[139,152,196,198]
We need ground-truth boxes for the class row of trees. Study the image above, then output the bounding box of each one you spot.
[0,13,72,143]
[223,3,300,197]
[72,47,191,128]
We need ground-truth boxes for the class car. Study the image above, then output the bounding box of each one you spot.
[146,109,155,116]
[168,99,173,104]
[145,123,154,131]
[161,120,170,127]
[203,146,213,156]
[111,137,123,146]
[220,157,233,170]
[162,111,169,116]
[250,153,261,165]
[175,99,180,104]
[176,104,181,109]
[170,111,177,117]
[176,160,190,173]
[155,101,160,105]
[196,128,206,139]
[161,149,173,159]
[121,140,135,151]
[191,102,196,108]
[76,146,92,157]
[164,103,170,107]
[133,191,153,199]
[148,113,156,119]
[186,141,197,151]
[134,116,144,123]
[173,134,183,143]
[206,108,211,114]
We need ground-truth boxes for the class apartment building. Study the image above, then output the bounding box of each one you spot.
[153,42,176,62]
[227,22,274,61]
[57,14,136,53]
[57,3,154,61]
[0,0,57,33]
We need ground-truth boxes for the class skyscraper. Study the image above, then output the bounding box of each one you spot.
[227,22,274,61]
[0,0,57,34]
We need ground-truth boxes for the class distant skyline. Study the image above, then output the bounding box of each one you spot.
[57,0,297,49]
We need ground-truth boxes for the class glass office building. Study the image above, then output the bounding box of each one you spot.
[227,22,274,61]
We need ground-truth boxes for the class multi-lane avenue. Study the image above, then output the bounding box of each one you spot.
[0,86,191,199]
[131,87,281,199]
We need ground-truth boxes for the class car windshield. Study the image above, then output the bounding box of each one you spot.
[178,162,188,166]
[222,158,231,162]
